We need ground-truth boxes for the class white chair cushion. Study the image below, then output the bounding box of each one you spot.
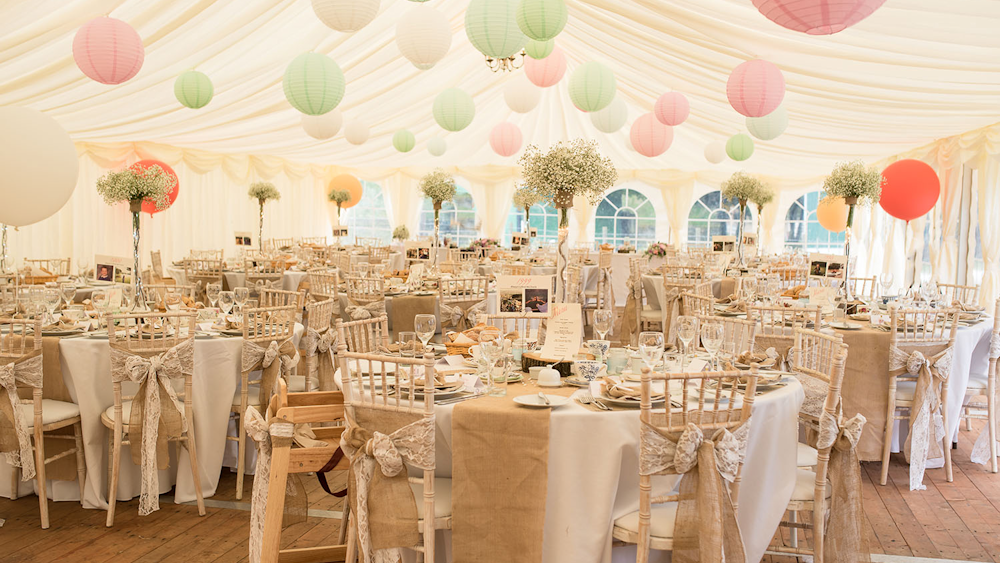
[20,400,80,427]
[409,477,453,519]
[104,401,134,424]
[894,380,917,402]
[797,442,818,467]
[614,502,678,539]
[790,468,832,502]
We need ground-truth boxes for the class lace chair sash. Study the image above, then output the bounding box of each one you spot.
[639,420,751,563]
[440,299,487,331]
[817,411,871,562]
[0,352,43,480]
[244,406,295,563]
[302,328,338,391]
[242,339,299,408]
[888,345,953,490]
[109,339,193,516]
[346,301,386,321]
[341,410,435,563]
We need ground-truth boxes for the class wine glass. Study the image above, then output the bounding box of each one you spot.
[43,288,61,324]
[206,282,222,310]
[235,286,250,311]
[164,288,182,311]
[700,320,724,370]
[77,258,90,281]
[92,289,109,329]
[879,272,894,299]
[60,282,77,308]
[479,328,504,396]
[414,314,437,351]
[638,331,665,370]
[371,264,385,278]
[121,284,135,310]
[218,290,235,317]
[742,280,757,304]
[676,316,699,370]
[593,309,613,341]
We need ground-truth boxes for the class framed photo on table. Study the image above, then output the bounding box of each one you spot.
[404,241,432,261]
[808,253,847,280]
[712,235,736,253]
[332,226,349,238]
[93,254,132,284]
[235,231,252,247]
[497,275,554,314]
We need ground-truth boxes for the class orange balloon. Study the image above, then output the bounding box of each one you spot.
[816,195,848,233]
[328,174,363,209]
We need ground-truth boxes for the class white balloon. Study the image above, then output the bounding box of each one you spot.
[301,109,343,140]
[591,96,628,133]
[0,107,78,227]
[746,105,788,141]
[504,74,541,113]
[397,5,451,70]
[344,119,370,145]
[428,137,447,156]
[704,140,727,164]
[311,0,380,32]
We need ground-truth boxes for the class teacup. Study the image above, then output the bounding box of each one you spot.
[576,359,608,382]
[586,340,611,362]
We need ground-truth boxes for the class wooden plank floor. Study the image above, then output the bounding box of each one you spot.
[3,420,1000,562]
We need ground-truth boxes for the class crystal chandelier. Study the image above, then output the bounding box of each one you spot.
[485,50,525,73]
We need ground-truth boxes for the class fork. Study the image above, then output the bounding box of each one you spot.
[580,391,611,411]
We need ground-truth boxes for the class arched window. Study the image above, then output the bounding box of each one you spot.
[341,180,393,244]
[503,201,559,245]
[784,191,846,253]
[593,187,657,248]
[687,190,754,247]
[418,184,478,247]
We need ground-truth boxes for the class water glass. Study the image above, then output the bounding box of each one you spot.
[607,348,628,375]
[593,309,613,341]
[234,286,250,310]
[206,282,222,309]
[700,320,724,370]
[43,288,61,324]
[879,272,894,297]
[399,332,418,358]
[638,331,665,370]
[218,290,235,316]
[414,314,437,350]
[60,283,77,308]
[479,329,504,396]
[676,316,699,369]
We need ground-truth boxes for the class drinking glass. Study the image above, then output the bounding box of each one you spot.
[479,328,504,396]
[77,258,90,281]
[164,289,182,311]
[206,282,222,310]
[60,283,77,308]
[720,341,737,369]
[742,281,757,304]
[638,331,665,370]
[593,309,613,341]
[879,272,894,298]
[414,314,437,351]
[399,332,418,358]
[234,287,250,313]
[218,290,235,316]
[676,316,699,370]
[43,288,61,324]
[700,320,724,370]
[92,289,109,328]
[372,264,385,278]
[121,284,135,310]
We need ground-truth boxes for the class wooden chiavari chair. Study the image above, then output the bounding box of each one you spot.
[144,283,198,305]
[966,298,1000,472]
[270,237,294,250]
[300,236,328,246]
[476,311,550,342]
[338,315,391,354]
[695,315,756,356]
[633,258,661,334]
[565,264,583,304]
[301,298,338,391]
[368,245,391,264]
[354,236,380,250]
[661,264,705,284]
[844,276,877,300]
[148,250,175,285]
[24,258,71,277]
[748,304,823,360]
[569,247,589,265]
[938,283,980,306]
[680,291,714,317]
[259,287,306,309]
[344,275,385,305]
[184,258,223,302]
[439,276,490,330]
[308,268,340,301]
[771,266,808,289]
[2,316,86,529]
[500,263,531,276]
[245,257,286,292]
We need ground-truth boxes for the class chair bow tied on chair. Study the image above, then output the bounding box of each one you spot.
[244,406,295,563]
[441,299,488,331]
[303,328,338,392]
[346,301,386,321]
[110,339,192,516]
[341,412,435,563]
[816,411,870,562]
[0,353,43,480]
[639,420,751,563]
[663,287,682,347]
[242,339,299,409]
[889,345,953,490]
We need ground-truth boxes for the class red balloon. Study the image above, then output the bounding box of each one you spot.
[879,159,939,222]
[130,159,179,215]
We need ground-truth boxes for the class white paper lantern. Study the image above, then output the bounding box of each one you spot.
[746,105,788,141]
[301,109,343,140]
[704,141,727,164]
[396,5,452,70]
[590,96,627,133]
[312,0,380,32]
[504,75,542,113]
[428,137,447,156]
[344,119,370,145]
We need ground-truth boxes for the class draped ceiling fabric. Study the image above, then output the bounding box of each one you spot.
[2,0,1000,284]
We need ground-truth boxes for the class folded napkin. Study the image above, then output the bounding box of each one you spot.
[450,332,476,344]
[723,301,748,313]
[737,348,778,368]
[782,285,807,298]
[42,319,82,331]
[952,300,985,312]
[718,294,739,304]
[211,315,242,331]
[601,377,664,402]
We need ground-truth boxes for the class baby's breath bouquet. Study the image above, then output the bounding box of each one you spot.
[721,171,764,267]
[392,225,410,241]
[419,170,457,251]
[96,166,176,212]
[249,182,281,250]
[519,139,617,227]
[328,189,352,217]
[512,185,542,226]
[822,161,883,300]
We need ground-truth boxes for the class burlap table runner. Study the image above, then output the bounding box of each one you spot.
[451,384,577,563]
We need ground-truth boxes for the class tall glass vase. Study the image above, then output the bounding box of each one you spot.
[843,197,857,302]
[0,223,8,273]
[735,199,747,268]
[556,207,570,302]
[755,204,763,255]
[433,202,441,266]
[523,206,531,253]
[129,201,147,311]
[258,199,265,251]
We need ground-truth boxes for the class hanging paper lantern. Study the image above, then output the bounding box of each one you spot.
[817,196,849,233]
[753,0,886,35]
[302,109,343,140]
[505,75,542,113]
[726,133,755,161]
[524,45,566,87]
[344,119,370,145]
[490,122,523,157]
[653,92,689,126]
[393,129,416,152]
[174,71,213,109]
[428,137,447,156]
[329,174,364,209]
[880,159,940,222]
[746,105,788,141]
[72,17,144,85]
[311,0,381,32]
[516,0,568,41]
[283,52,346,115]
[396,5,452,70]
[629,113,673,158]
[727,60,785,118]
[433,88,475,132]
[704,141,727,164]
[568,61,616,112]
[524,39,554,59]
[465,0,528,60]
[590,96,628,133]
[130,160,179,215]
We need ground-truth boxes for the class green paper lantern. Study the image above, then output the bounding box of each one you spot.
[282,52,345,116]
[433,88,475,132]
[516,0,568,41]
[525,39,554,59]
[465,0,528,59]
[726,133,755,161]
[746,105,788,141]
[568,61,616,113]
[393,129,416,153]
[174,70,213,109]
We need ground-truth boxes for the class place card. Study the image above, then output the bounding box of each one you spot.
[538,303,583,361]
[461,373,485,393]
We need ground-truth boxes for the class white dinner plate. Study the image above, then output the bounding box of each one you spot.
[599,394,665,408]
[514,394,570,408]
[829,321,862,330]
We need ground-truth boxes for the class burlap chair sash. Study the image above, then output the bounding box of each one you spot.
[0,351,43,479]
[346,301,387,321]
[663,287,682,347]
[817,411,870,563]
[244,406,295,563]
[340,409,435,563]
[619,272,641,345]
[888,344,953,490]
[638,419,751,563]
[109,339,193,515]
[242,339,298,408]
[302,328,338,390]
[440,299,487,331]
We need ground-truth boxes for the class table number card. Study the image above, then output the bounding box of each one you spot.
[539,303,583,361]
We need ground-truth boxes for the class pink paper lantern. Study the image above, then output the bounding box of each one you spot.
[629,113,673,158]
[489,122,523,157]
[524,46,566,88]
[726,59,785,118]
[73,17,144,85]
[753,0,886,35]
[654,92,690,126]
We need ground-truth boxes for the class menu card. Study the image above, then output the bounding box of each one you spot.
[539,303,583,361]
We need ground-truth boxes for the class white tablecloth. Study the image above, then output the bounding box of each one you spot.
[166,266,309,292]
[350,251,405,272]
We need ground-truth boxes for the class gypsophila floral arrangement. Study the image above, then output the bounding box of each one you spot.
[468,238,499,250]
[822,160,884,206]
[96,166,176,210]
[512,185,542,211]
[721,171,763,204]
[419,169,457,207]
[749,183,774,210]
[328,189,351,205]
[644,242,671,258]
[248,181,281,202]
[617,241,635,253]
[518,139,617,209]
[393,225,410,241]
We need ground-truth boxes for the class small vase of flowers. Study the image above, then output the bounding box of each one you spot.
[393,225,410,242]
[248,182,281,251]
[644,242,671,258]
